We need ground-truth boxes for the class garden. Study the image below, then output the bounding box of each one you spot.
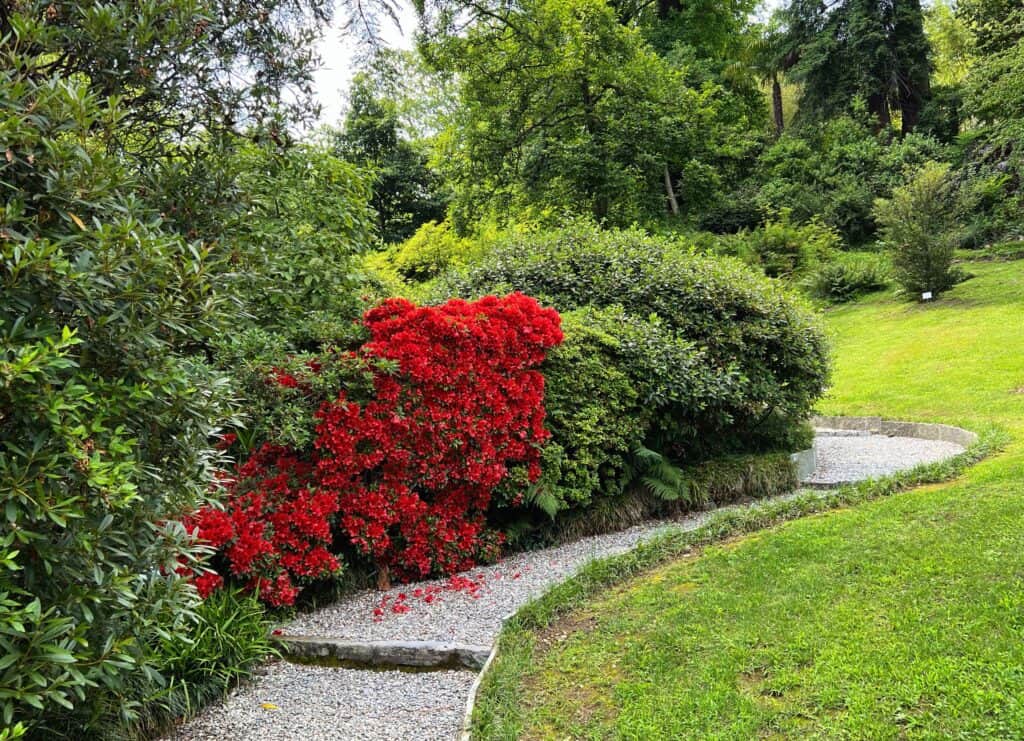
[2,0,1024,739]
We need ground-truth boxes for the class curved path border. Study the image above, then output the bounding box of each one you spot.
[811,415,978,447]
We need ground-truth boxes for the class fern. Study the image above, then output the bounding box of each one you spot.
[628,446,690,503]
[525,482,562,518]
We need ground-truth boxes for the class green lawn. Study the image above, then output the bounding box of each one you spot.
[473,260,1024,740]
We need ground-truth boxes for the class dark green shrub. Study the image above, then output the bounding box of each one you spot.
[524,306,719,515]
[1,64,231,736]
[441,222,829,472]
[875,162,962,299]
[212,328,378,454]
[802,253,892,302]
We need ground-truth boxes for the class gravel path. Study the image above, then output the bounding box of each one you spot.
[286,519,682,645]
[166,661,474,741]
[169,428,967,741]
[807,431,964,486]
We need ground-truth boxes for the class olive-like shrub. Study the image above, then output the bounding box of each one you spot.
[440,223,829,516]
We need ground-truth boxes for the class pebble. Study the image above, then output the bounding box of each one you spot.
[165,661,475,741]
[806,433,964,486]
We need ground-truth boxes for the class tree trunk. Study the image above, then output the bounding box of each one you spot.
[868,91,891,131]
[664,164,679,216]
[771,75,784,136]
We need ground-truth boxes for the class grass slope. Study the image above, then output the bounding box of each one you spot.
[473,260,1024,740]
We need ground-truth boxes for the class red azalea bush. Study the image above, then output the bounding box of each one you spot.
[188,293,562,603]
[316,293,563,583]
[186,444,342,607]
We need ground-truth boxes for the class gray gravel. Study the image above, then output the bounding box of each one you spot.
[285,519,682,645]
[806,432,964,485]
[172,428,966,740]
[165,660,475,741]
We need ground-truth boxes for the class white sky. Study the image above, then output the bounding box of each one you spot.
[312,3,417,125]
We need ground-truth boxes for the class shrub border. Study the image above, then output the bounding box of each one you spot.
[464,422,1005,739]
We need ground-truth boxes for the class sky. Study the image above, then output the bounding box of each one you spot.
[312,3,417,125]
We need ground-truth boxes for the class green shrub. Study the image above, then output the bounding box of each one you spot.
[874,162,962,299]
[388,220,478,281]
[212,328,378,454]
[141,589,277,733]
[754,116,947,245]
[1,63,231,735]
[441,222,829,478]
[522,306,718,516]
[742,209,841,278]
[802,253,892,302]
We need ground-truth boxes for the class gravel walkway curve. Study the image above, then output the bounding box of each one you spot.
[807,430,965,486]
[167,427,967,741]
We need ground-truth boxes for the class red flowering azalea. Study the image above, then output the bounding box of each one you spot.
[184,444,342,606]
[187,293,561,604]
[316,293,562,582]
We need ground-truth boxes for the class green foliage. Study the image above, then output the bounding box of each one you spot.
[740,209,840,278]
[1,44,232,737]
[385,220,478,281]
[528,307,691,513]
[963,29,1024,146]
[335,59,448,244]
[801,252,892,302]
[423,0,757,227]
[925,0,975,86]
[874,161,961,298]
[145,589,277,727]
[211,330,379,454]
[783,0,932,134]
[212,140,377,348]
[754,116,947,244]
[442,221,829,475]
[0,0,332,160]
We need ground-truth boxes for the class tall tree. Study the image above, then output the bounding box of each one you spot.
[421,0,758,227]
[335,59,449,244]
[784,0,932,134]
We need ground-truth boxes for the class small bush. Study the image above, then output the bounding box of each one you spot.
[802,253,892,302]
[875,162,961,299]
[743,209,841,278]
[388,220,477,281]
[138,589,276,735]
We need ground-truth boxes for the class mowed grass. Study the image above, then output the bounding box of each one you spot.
[473,260,1024,740]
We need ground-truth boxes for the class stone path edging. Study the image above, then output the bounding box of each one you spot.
[811,415,978,447]
[273,635,492,670]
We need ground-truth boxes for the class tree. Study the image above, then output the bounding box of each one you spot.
[874,161,960,298]
[335,59,449,244]
[783,0,933,134]
[422,0,748,227]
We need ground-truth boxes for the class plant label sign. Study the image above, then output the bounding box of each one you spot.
[922,291,933,301]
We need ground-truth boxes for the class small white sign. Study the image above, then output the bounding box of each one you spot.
[921,291,933,301]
